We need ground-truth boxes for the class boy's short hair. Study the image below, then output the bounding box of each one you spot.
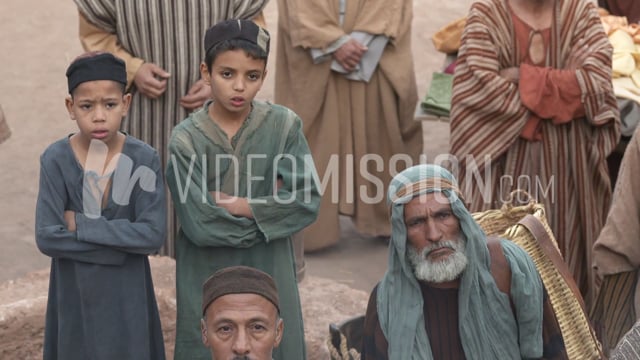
[66,52,127,95]
[203,19,270,70]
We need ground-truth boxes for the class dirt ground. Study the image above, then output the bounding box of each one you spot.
[0,256,371,359]
[0,0,473,358]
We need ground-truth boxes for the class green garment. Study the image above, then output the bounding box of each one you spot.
[421,72,453,117]
[166,100,320,360]
[377,164,543,359]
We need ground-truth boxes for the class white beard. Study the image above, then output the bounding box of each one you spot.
[407,237,468,283]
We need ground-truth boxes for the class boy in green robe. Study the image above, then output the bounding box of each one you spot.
[166,20,321,360]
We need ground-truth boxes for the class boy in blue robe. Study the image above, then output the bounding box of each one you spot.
[35,52,167,360]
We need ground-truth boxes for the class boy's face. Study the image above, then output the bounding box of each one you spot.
[65,80,131,147]
[200,49,266,121]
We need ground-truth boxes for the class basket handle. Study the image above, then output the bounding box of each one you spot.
[501,190,536,212]
[518,215,586,312]
[326,333,361,360]
[518,215,605,359]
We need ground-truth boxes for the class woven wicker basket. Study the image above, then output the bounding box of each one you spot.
[327,192,603,359]
[473,193,603,360]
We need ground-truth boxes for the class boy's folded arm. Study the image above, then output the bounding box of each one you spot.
[250,194,319,241]
[75,214,165,254]
[174,203,264,248]
[36,225,126,265]
[166,140,263,248]
[35,164,127,266]
[249,121,321,241]
[75,155,167,255]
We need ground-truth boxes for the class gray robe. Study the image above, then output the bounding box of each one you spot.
[35,135,166,360]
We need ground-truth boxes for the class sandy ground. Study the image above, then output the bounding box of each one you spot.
[0,0,473,291]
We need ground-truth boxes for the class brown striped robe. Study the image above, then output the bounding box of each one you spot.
[73,0,268,256]
[450,0,620,306]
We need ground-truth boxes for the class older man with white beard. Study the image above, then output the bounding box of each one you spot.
[361,164,545,360]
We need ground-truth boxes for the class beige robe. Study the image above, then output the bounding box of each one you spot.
[593,124,640,319]
[275,0,423,251]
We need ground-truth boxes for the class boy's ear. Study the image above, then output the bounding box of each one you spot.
[200,62,211,85]
[121,93,132,116]
[65,96,76,120]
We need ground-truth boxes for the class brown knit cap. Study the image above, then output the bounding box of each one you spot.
[202,266,280,316]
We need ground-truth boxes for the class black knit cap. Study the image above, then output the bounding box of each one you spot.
[204,19,270,55]
[66,52,127,94]
[202,266,280,316]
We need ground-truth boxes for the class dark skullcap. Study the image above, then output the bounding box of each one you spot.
[202,266,280,316]
[204,19,270,55]
[66,52,127,94]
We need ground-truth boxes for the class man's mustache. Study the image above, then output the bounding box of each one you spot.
[423,241,457,257]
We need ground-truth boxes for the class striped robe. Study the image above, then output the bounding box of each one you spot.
[450,0,620,306]
[74,0,268,256]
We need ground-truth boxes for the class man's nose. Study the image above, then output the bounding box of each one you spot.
[231,330,251,355]
[424,218,442,243]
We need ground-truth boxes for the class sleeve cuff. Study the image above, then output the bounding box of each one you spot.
[126,57,144,91]
[310,35,351,64]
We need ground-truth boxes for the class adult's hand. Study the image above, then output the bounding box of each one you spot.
[333,38,368,72]
[133,63,170,99]
[180,79,211,110]
[499,67,520,84]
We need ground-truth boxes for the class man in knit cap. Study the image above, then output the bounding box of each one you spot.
[201,266,284,360]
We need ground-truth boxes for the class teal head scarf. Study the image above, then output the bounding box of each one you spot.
[377,164,543,359]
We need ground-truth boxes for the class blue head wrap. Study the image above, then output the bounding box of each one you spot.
[376,164,543,359]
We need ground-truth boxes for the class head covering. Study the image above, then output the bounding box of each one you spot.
[204,19,270,54]
[377,164,543,359]
[202,266,280,316]
[66,52,127,94]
